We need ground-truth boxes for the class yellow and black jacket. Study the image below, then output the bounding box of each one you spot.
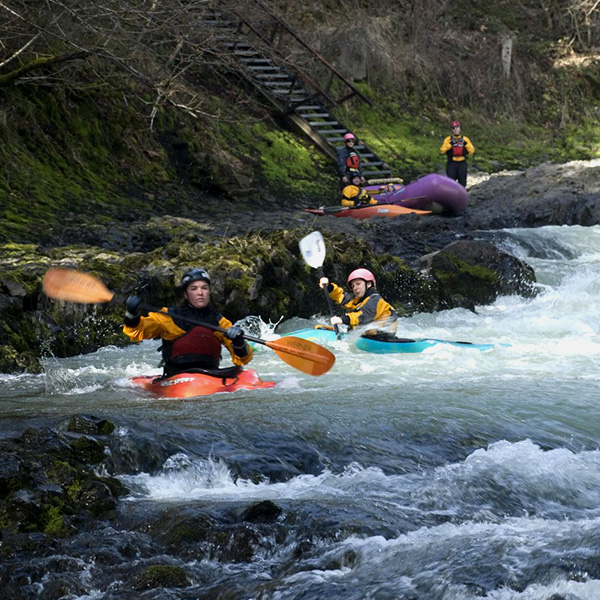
[340,185,378,208]
[440,135,475,162]
[327,282,396,329]
[123,304,252,376]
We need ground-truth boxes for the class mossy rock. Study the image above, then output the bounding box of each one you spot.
[416,239,537,309]
[133,565,190,590]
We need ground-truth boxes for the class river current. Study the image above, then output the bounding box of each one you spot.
[2,224,600,599]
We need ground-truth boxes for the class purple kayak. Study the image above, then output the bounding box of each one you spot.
[364,173,468,214]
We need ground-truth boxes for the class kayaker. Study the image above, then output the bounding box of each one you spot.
[318,268,397,331]
[341,174,378,208]
[336,132,366,189]
[123,268,252,376]
[440,120,475,187]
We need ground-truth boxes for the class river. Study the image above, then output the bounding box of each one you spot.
[2,224,600,599]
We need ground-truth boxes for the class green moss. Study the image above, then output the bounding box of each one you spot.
[134,565,190,590]
[42,505,67,536]
[253,123,334,200]
[435,257,500,284]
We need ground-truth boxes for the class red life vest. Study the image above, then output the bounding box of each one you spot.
[451,136,467,158]
[163,325,222,372]
[345,150,360,171]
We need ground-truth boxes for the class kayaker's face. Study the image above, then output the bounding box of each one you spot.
[452,126,461,135]
[350,279,368,298]
[184,281,210,309]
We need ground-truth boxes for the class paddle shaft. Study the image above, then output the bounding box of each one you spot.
[142,304,333,370]
[316,268,341,339]
[142,304,268,347]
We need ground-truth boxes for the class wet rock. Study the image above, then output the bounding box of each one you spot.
[132,564,190,590]
[79,481,118,516]
[217,526,261,563]
[62,414,116,436]
[0,425,125,536]
[1,278,26,298]
[239,500,283,524]
[69,436,106,464]
[415,239,537,310]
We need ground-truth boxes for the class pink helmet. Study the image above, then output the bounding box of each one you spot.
[347,268,376,288]
[451,120,461,128]
[343,132,356,141]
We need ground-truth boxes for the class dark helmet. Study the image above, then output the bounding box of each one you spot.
[180,268,211,289]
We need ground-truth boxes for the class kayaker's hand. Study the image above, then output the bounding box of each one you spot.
[330,316,343,326]
[125,295,142,317]
[225,326,244,342]
[319,277,329,289]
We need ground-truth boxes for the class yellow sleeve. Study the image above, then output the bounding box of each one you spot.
[216,316,253,366]
[123,308,185,342]
[464,136,475,155]
[440,136,452,155]
[328,282,346,305]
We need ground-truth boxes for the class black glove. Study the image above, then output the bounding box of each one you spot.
[125,295,141,316]
[225,326,244,343]
[124,295,142,327]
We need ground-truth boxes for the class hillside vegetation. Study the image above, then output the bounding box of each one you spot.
[0,0,599,242]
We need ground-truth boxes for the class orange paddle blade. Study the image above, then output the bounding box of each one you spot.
[42,268,115,304]
[265,336,335,376]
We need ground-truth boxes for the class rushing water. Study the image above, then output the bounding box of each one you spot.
[3,225,600,599]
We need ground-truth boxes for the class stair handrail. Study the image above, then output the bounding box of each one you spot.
[230,0,372,108]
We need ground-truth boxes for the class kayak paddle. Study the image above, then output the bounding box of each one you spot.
[299,231,341,340]
[42,268,335,377]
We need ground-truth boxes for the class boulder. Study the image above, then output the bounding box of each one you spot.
[415,239,537,310]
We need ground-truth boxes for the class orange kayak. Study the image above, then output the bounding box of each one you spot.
[302,203,431,219]
[131,368,276,399]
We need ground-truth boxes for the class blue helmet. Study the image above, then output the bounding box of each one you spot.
[180,268,211,289]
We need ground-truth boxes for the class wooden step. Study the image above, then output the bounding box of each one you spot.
[239,58,272,64]
[365,170,393,177]
[224,42,252,49]
[256,73,291,79]
[233,50,261,57]
[299,112,330,118]
[261,80,293,86]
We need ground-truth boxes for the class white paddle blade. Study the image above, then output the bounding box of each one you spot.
[299,231,326,269]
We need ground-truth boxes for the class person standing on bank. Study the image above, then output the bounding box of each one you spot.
[336,132,366,189]
[440,120,475,187]
[123,268,252,377]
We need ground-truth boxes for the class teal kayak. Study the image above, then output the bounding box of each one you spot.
[277,328,499,354]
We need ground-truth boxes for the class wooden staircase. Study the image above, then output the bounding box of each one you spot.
[207,0,394,182]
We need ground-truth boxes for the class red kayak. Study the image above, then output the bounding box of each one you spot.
[131,367,276,399]
[302,203,431,219]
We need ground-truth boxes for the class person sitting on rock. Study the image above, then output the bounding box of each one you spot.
[341,175,378,208]
[318,268,397,332]
[123,268,252,377]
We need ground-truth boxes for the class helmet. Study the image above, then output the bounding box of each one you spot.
[347,268,376,288]
[343,132,357,141]
[180,268,211,289]
[451,120,461,128]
